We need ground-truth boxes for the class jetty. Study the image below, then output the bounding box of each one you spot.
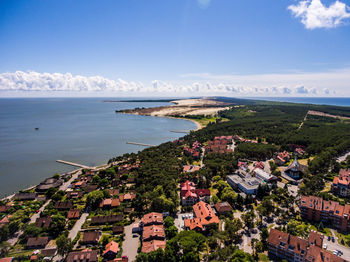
[126,142,155,147]
[56,160,91,169]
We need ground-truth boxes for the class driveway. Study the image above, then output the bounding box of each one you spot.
[122,222,140,262]
[175,212,193,232]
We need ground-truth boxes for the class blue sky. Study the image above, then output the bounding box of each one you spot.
[0,0,350,97]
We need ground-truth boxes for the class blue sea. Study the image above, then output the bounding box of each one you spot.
[0,98,196,197]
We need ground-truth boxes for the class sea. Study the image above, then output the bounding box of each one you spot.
[0,98,197,197]
[0,97,349,197]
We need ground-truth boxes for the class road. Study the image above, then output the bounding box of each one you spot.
[122,222,140,262]
[68,213,89,241]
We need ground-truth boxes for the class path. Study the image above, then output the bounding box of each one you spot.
[122,222,140,262]
[56,160,91,169]
[337,151,350,163]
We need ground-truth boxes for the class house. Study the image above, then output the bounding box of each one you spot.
[142,225,165,241]
[238,161,248,171]
[66,250,98,262]
[254,162,265,170]
[299,195,350,233]
[180,181,211,205]
[0,215,11,227]
[180,180,197,206]
[81,231,101,245]
[67,209,81,219]
[40,248,57,259]
[91,215,123,225]
[0,258,14,262]
[274,151,291,166]
[267,229,345,262]
[54,201,73,210]
[214,202,233,215]
[0,205,10,213]
[253,168,277,183]
[194,189,211,203]
[108,189,120,196]
[72,181,87,189]
[84,184,98,193]
[103,241,120,259]
[332,169,350,197]
[184,201,219,231]
[99,199,120,208]
[66,191,84,199]
[36,178,63,192]
[14,192,37,201]
[35,217,51,228]
[26,237,49,249]
[284,158,305,180]
[227,174,260,195]
[141,212,163,227]
[123,193,135,202]
[112,226,124,234]
[141,240,166,254]
[183,165,201,173]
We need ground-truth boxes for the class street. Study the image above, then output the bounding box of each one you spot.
[122,222,140,262]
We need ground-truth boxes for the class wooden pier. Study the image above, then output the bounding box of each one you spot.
[56,160,91,169]
[126,142,155,147]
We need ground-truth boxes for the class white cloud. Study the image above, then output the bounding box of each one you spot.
[0,70,349,97]
[288,0,350,29]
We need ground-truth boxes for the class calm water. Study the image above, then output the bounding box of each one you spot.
[0,98,196,197]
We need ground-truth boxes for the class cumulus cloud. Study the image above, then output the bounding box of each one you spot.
[288,0,350,29]
[0,70,348,97]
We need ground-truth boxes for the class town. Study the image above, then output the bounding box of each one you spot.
[1,102,350,262]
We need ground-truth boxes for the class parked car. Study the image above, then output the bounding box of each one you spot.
[332,237,335,242]
[323,244,327,249]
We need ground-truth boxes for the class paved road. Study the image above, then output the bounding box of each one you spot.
[68,212,89,241]
[59,170,81,191]
[122,222,140,262]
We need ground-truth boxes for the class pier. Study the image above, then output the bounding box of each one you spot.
[56,160,91,169]
[126,142,155,147]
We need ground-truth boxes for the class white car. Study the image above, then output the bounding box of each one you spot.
[323,244,327,249]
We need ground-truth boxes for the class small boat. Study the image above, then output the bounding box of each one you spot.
[35,127,39,131]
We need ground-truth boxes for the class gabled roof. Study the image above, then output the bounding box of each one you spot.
[82,231,101,244]
[103,241,120,256]
[26,237,49,248]
[67,209,81,219]
[66,250,98,262]
[214,202,233,213]
[141,212,163,226]
[141,240,166,253]
[142,225,165,241]
[35,217,51,228]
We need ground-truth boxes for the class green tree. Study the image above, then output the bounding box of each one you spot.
[0,225,9,241]
[86,190,104,209]
[23,224,41,238]
[56,234,72,256]
[230,249,254,262]
[164,216,175,228]
[166,225,178,240]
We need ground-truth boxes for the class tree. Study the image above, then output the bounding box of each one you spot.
[86,190,104,209]
[242,211,255,230]
[0,241,10,258]
[50,214,66,236]
[166,225,178,240]
[164,216,175,228]
[230,249,254,262]
[23,224,41,238]
[0,225,9,241]
[56,234,72,256]
[225,218,243,243]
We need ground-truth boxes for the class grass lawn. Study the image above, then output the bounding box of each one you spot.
[258,253,269,262]
[321,182,332,193]
[189,117,230,128]
[8,249,33,258]
[335,231,350,247]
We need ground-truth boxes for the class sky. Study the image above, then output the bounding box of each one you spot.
[0,0,350,97]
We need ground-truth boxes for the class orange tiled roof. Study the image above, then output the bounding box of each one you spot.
[142,225,165,241]
[141,212,163,225]
[141,240,166,253]
[103,241,119,256]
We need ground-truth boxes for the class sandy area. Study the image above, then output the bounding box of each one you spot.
[149,106,230,117]
[307,110,350,120]
[170,98,229,107]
